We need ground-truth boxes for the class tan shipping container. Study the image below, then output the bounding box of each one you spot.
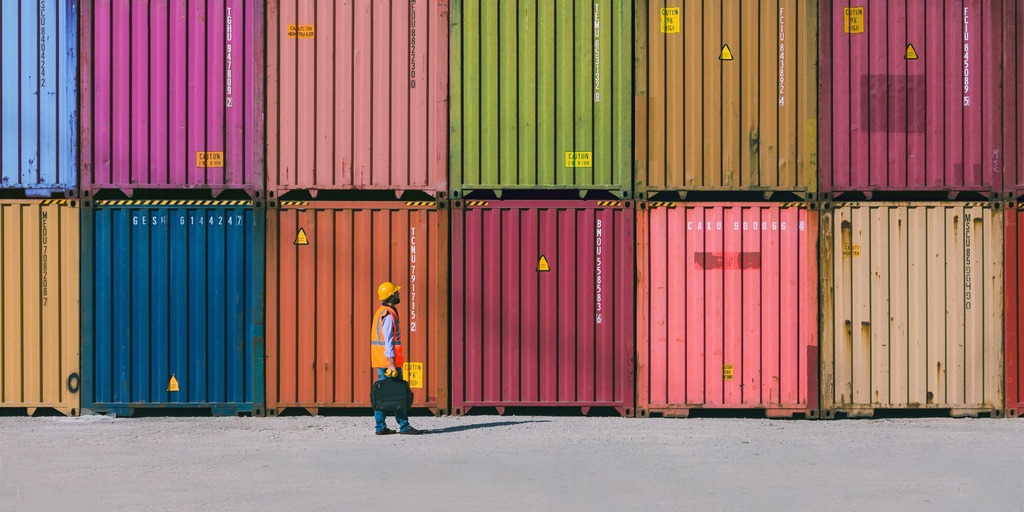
[0,200,80,416]
[635,1,818,199]
[820,202,1003,418]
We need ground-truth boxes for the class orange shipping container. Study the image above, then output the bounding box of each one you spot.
[0,200,80,416]
[266,201,448,415]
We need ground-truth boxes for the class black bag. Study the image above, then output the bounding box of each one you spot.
[371,376,414,413]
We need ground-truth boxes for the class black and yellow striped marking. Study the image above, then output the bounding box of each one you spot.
[464,201,489,207]
[962,202,992,208]
[779,203,807,208]
[405,201,436,206]
[597,201,621,207]
[97,200,252,206]
[647,202,676,208]
[279,201,310,206]
[40,199,68,205]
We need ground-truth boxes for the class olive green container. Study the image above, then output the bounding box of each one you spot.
[450,0,633,199]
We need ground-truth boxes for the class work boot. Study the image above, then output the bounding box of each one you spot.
[375,428,396,435]
[399,427,428,435]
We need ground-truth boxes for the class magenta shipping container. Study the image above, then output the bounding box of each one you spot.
[451,200,635,416]
[637,202,819,418]
[80,1,264,198]
[820,0,1014,198]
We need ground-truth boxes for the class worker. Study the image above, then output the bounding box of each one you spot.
[372,281,426,435]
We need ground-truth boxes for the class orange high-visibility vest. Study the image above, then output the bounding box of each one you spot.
[371,305,403,368]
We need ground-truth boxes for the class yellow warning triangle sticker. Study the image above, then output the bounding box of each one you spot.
[719,44,734,61]
[294,228,309,245]
[167,374,180,392]
[537,255,551,272]
[905,43,918,60]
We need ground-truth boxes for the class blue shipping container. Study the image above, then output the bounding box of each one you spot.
[81,200,265,416]
[0,1,77,196]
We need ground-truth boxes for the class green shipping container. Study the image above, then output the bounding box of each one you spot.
[450,0,633,199]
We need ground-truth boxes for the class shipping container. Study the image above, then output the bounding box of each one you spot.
[267,1,449,198]
[0,1,77,196]
[1004,203,1024,417]
[266,200,448,415]
[820,1,1011,198]
[637,202,818,418]
[449,1,633,198]
[821,202,1003,417]
[635,1,818,199]
[1008,2,1023,199]
[451,200,634,415]
[80,1,264,198]
[81,200,265,416]
[0,200,79,415]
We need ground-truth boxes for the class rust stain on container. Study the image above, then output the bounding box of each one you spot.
[821,202,1003,416]
[635,1,818,198]
[637,203,818,418]
[266,201,449,415]
[0,200,80,416]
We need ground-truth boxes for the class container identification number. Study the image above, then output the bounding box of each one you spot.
[595,218,605,324]
[686,220,805,231]
[963,8,971,106]
[409,0,418,89]
[41,211,50,307]
[964,213,972,310]
[778,8,787,106]
[131,214,245,227]
[593,3,602,101]
[409,226,419,332]
[226,8,234,107]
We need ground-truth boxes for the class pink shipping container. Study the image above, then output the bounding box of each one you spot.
[819,0,1014,198]
[267,1,449,198]
[80,1,264,198]
[451,200,635,416]
[637,202,819,418]
[1009,2,1023,199]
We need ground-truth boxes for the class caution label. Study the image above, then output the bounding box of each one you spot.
[723,364,734,381]
[843,7,865,33]
[196,152,224,168]
[565,152,593,168]
[537,255,551,272]
[288,25,315,38]
[843,244,861,257]
[905,43,919,60]
[660,8,680,33]
[402,362,423,389]
[719,44,734,61]
[294,228,309,245]
[167,374,180,392]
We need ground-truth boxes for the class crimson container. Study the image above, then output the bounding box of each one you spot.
[451,200,635,416]
[1006,203,1024,417]
[266,201,448,415]
[267,1,448,198]
[819,0,1011,198]
[80,1,264,198]
[1009,2,1023,199]
[637,202,819,418]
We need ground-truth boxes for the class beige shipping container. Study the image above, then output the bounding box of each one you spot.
[820,202,1004,418]
[0,200,80,416]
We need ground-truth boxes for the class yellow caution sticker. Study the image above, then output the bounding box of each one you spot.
[843,7,865,33]
[294,228,309,245]
[167,374,180,392]
[403,362,424,389]
[537,255,551,272]
[196,152,224,168]
[723,364,734,381]
[905,43,918,60]
[288,25,315,38]
[719,44,734,61]
[660,8,680,33]
[564,152,592,168]
[843,244,861,257]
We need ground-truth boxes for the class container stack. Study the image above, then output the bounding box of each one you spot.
[1006,1,1024,418]
[263,1,450,416]
[817,0,1014,419]
[77,2,267,416]
[449,1,636,416]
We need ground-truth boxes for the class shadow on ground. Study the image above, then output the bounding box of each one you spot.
[429,420,550,434]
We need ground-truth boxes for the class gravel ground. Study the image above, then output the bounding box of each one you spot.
[1,414,1022,511]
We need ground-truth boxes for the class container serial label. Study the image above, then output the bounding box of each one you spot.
[843,244,861,257]
[595,218,605,324]
[723,364,734,380]
[565,152,593,168]
[409,225,420,333]
[41,210,50,307]
[196,152,224,168]
[402,362,423,388]
[843,7,865,33]
[288,25,315,38]
[660,8,680,33]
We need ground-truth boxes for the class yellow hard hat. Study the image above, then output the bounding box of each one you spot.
[377,282,401,301]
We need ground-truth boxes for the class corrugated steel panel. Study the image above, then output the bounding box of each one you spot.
[449,1,633,198]
[1008,2,1023,198]
[267,1,449,197]
[821,202,1003,417]
[1004,204,1024,417]
[820,1,1011,197]
[0,200,79,415]
[0,1,77,196]
[637,202,818,418]
[79,1,264,198]
[635,1,818,198]
[451,200,635,415]
[266,201,448,414]
[81,201,265,416]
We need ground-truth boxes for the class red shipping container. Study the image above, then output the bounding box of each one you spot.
[451,200,635,416]
[266,201,448,415]
[819,0,1013,198]
[1006,204,1024,417]
[80,1,265,198]
[267,1,449,198]
[637,202,818,418]
[1008,2,1023,198]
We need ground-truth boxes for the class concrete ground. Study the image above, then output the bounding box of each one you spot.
[0,414,1021,511]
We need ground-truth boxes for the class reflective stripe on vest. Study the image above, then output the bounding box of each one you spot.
[370,305,403,368]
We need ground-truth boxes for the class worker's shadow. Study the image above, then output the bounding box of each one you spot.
[429,420,550,434]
